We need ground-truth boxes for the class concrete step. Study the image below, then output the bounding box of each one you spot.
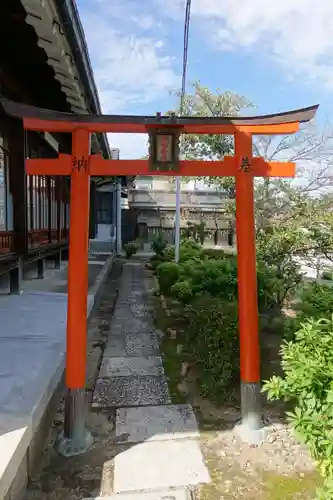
[83,488,191,499]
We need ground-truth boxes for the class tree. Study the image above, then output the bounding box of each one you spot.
[169,81,252,189]
[170,82,333,231]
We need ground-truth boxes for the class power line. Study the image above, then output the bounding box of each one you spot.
[179,0,192,116]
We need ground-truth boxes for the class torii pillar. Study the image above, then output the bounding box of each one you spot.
[0,98,318,452]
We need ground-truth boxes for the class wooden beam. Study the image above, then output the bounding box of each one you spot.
[25,156,296,178]
[21,118,301,136]
[26,154,72,175]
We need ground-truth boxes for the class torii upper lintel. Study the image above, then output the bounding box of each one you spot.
[0,98,319,135]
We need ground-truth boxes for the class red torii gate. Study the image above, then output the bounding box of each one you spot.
[1,99,318,452]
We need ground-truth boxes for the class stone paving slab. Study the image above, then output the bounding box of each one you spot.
[104,333,159,358]
[84,489,190,500]
[125,332,159,357]
[93,376,171,408]
[116,405,199,444]
[110,318,156,336]
[113,440,210,493]
[103,336,127,357]
[99,356,164,378]
[130,303,153,318]
[112,308,135,321]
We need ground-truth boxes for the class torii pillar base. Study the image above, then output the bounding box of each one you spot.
[233,131,264,445]
[55,388,93,457]
[234,382,267,445]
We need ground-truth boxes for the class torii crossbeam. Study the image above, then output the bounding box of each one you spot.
[1,98,318,452]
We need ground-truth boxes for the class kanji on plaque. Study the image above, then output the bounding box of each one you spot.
[156,134,172,162]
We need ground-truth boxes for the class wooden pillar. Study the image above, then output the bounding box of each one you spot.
[58,128,93,456]
[56,177,61,242]
[8,120,27,256]
[47,176,52,243]
[234,130,262,441]
[8,120,27,292]
[89,179,97,240]
[55,177,62,268]
[116,178,122,254]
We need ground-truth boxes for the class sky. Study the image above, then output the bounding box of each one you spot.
[76,0,333,160]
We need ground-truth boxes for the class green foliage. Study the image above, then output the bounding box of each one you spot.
[163,245,176,262]
[321,270,333,281]
[150,244,175,270]
[256,224,304,312]
[182,258,238,302]
[156,262,180,296]
[200,248,234,260]
[152,233,167,256]
[178,238,202,262]
[123,241,139,259]
[184,295,239,400]
[262,317,333,499]
[199,221,205,245]
[294,283,333,325]
[170,81,253,162]
[170,280,193,305]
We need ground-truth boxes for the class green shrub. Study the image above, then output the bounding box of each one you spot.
[179,247,201,262]
[321,269,333,281]
[256,225,304,313]
[123,241,139,259]
[152,233,167,256]
[263,317,333,499]
[184,294,239,400]
[181,237,201,252]
[163,245,175,262]
[178,258,238,302]
[170,280,193,305]
[201,248,235,261]
[156,261,180,296]
[296,283,333,322]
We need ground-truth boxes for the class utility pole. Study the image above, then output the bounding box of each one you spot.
[174,0,191,263]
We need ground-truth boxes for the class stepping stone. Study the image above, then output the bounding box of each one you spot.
[99,356,164,377]
[113,440,210,493]
[116,404,199,443]
[103,337,126,357]
[93,375,171,408]
[131,303,152,317]
[112,308,134,321]
[111,319,155,336]
[83,489,190,500]
[125,332,159,356]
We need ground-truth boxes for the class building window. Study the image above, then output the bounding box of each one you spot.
[96,191,113,224]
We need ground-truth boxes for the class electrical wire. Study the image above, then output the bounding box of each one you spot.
[179,0,192,116]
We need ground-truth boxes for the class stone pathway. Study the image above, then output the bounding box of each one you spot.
[88,262,210,499]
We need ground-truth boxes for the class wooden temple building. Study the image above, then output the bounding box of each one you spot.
[0,0,124,291]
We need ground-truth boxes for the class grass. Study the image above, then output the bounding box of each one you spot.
[262,471,322,500]
[198,445,321,500]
